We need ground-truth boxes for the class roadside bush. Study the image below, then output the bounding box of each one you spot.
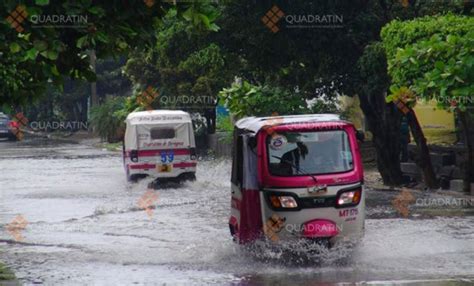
[90,97,127,143]
[216,114,233,133]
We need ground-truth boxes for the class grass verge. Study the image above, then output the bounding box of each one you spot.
[0,262,15,281]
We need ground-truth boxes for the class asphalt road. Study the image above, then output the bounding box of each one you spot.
[0,137,473,285]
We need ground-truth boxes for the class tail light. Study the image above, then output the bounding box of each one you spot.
[336,187,362,208]
[130,150,138,162]
[9,121,19,128]
[190,147,196,160]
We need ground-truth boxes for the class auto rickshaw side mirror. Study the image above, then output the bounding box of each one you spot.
[356,130,365,142]
[248,136,257,149]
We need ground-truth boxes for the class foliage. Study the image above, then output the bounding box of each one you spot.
[308,98,339,114]
[0,0,220,110]
[382,15,474,111]
[96,57,131,98]
[216,114,233,133]
[21,57,131,125]
[214,0,378,101]
[89,96,126,142]
[218,80,308,118]
[124,10,229,113]
[357,42,391,99]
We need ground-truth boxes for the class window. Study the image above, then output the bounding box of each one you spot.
[150,128,175,139]
[267,130,353,176]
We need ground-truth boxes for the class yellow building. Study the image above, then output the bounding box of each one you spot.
[340,96,456,145]
[414,100,456,145]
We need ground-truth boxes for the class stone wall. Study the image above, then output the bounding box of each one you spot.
[206,132,232,157]
[401,144,469,192]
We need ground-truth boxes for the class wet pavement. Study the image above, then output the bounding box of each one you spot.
[0,138,473,285]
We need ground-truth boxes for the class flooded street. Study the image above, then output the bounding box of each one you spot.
[1,139,473,285]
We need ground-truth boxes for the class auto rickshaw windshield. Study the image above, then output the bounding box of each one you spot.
[267,130,353,176]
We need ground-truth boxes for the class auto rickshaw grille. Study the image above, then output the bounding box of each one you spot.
[298,196,337,208]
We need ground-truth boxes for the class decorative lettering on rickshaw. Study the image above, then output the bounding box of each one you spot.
[142,141,185,148]
[137,115,184,122]
[138,134,149,140]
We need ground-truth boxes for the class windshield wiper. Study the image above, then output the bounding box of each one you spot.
[271,155,318,184]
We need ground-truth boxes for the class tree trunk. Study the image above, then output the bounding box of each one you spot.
[458,111,474,193]
[359,95,404,186]
[356,42,404,186]
[405,109,439,189]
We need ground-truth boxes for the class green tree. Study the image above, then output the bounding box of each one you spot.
[382,14,474,191]
[0,0,219,110]
[219,80,309,117]
[124,9,228,133]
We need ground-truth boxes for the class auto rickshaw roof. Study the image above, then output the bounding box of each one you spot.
[125,110,191,125]
[235,114,348,133]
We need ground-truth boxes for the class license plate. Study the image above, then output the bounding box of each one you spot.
[157,164,173,173]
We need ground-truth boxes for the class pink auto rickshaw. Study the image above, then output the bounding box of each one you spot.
[229,114,365,247]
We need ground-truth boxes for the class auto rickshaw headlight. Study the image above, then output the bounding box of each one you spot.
[336,188,361,207]
[269,195,298,209]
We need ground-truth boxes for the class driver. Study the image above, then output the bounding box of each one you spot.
[279,142,308,175]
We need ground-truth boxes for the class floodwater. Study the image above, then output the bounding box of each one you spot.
[0,138,473,285]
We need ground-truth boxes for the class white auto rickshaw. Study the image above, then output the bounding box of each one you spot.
[228,114,365,248]
[123,110,197,182]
